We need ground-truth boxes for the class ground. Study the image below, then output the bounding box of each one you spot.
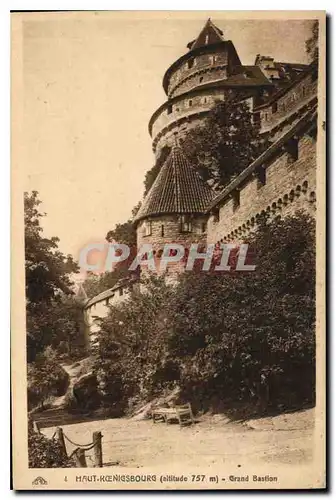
[41,408,314,470]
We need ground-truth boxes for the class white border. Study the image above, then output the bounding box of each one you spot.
[4,2,333,498]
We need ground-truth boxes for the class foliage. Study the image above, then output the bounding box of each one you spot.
[28,425,75,468]
[94,274,175,409]
[94,213,315,415]
[169,212,315,411]
[142,98,267,193]
[306,20,319,62]
[105,202,141,247]
[27,349,70,410]
[25,191,78,307]
[181,96,267,189]
[84,202,142,299]
[25,191,80,359]
[83,271,127,299]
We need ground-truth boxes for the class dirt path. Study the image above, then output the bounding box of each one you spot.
[42,410,314,469]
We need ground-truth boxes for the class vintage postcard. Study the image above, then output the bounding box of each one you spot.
[11,10,326,490]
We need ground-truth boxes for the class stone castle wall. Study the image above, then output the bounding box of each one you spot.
[150,87,225,155]
[257,70,317,138]
[207,133,316,244]
[167,50,229,98]
[137,214,208,275]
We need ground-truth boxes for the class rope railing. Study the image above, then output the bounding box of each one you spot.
[62,432,97,449]
[31,420,104,468]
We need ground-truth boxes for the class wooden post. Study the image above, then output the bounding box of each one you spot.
[56,427,67,458]
[93,431,103,467]
[74,448,87,467]
[33,421,41,434]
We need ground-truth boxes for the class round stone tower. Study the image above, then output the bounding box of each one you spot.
[149,18,272,158]
[133,144,215,275]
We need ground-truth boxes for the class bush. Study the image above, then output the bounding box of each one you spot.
[28,425,75,468]
[94,213,316,416]
[169,212,316,413]
[27,351,69,410]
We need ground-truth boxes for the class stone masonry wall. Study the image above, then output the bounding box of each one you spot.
[207,133,316,244]
[258,72,317,136]
[154,115,204,156]
[167,50,229,97]
[137,214,208,275]
[151,87,225,144]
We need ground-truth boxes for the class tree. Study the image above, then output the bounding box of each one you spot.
[82,270,130,299]
[182,96,268,189]
[94,274,174,409]
[87,201,142,300]
[27,347,69,409]
[105,202,141,247]
[306,20,319,62]
[25,191,78,306]
[25,191,80,358]
[169,212,316,413]
[94,212,316,417]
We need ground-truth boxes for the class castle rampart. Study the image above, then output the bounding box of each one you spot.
[206,108,317,244]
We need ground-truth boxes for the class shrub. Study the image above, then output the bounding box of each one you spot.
[94,213,316,416]
[169,212,316,412]
[28,425,75,468]
[27,352,69,410]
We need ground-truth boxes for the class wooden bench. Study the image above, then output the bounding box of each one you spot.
[152,403,195,427]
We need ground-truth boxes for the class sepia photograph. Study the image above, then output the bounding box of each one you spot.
[11,10,326,490]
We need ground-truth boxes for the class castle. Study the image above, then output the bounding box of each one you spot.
[84,19,317,343]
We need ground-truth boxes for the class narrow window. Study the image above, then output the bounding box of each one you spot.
[271,102,278,114]
[253,112,261,125]
[203,97,207,104]
[199,76,204,83]
[257,167,266,187]
[213,208,220,223]
[161,224,164,237]
[180,215,192,233]
[201,222,207,233]
[205,34,209,44]
[188,99,193,107]
[144,220,152,236]
[167,104,172,115]
[232,190,240,211]
[119,288,123,297]
[286,138,299,163]
[187,58,194,69]
[209,55,215,65]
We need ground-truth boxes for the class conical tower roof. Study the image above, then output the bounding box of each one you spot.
[75,282,88,304]
[134,145,215,223]
[187,19,224,51]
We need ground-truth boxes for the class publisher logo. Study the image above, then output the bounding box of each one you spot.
[32,476,48,486]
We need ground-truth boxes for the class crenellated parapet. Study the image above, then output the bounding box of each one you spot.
[255,63,318,140]
[206,105,317,245]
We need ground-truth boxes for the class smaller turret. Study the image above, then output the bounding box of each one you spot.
[134,144,215,275]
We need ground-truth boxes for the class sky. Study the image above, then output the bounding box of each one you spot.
[21,12,313,262]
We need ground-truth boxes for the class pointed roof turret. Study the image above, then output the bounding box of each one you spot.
[75,282,88,304]
[187,19,224,51]
[134,145,215,223]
